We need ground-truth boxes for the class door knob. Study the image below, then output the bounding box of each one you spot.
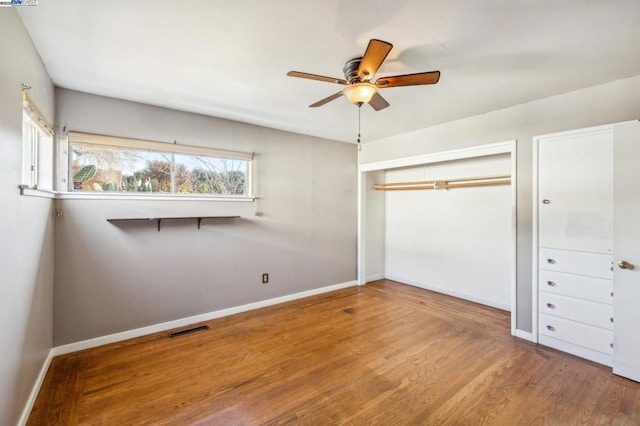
[618,260,633,270]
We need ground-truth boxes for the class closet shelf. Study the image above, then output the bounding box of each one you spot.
[106,216,240,231]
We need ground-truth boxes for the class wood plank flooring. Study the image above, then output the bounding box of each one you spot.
[29,280,640,425]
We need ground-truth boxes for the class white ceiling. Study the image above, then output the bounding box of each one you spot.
[18,1,640,143]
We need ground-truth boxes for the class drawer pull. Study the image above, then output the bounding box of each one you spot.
[542,199,551,204]
[547,281,556,287]
[547,258,556,264]
[610,292,614,298]
[546,325,555,332]
[610,317,614,323]
[546,303,555,309]
[610,343,614,349]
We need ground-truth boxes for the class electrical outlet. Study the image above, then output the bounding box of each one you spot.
[262,273,269,284]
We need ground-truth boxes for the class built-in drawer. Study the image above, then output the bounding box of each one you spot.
[539,293,613,330]
[539,270,613,304]
[539,248,613,279]
[539,314,613,355]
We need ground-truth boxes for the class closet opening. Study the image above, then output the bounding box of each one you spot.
[358,141,517,335]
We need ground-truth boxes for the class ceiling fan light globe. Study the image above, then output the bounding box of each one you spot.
[342,83,377,105]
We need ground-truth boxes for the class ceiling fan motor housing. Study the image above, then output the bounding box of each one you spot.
[343,57,363,83]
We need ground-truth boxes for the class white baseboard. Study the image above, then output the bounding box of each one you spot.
[514,329,535,342]
[385,275,511,311]
[52,280,357,357]
[366,274,385,283]
[18,348,54,426]
[21,281,355,423]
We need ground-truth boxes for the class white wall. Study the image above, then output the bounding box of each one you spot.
[360,75,640,332]
[384,155,511,309]
[54,89,357,346]
[0,10,55,425]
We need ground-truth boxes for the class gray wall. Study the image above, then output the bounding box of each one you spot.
[54,89,357,346]
[360,75,640,333]
[0,9,55,425]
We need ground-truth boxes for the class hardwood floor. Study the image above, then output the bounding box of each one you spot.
[29,280,640,425]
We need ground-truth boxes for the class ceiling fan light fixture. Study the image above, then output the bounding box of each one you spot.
[342,82,377,105]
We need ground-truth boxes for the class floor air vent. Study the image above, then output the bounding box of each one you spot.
[169,325,210,338]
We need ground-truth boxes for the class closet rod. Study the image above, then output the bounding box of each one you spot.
[374,175,511,191]
[375,174,510,188]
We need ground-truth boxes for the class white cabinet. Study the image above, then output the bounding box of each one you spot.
[537,130,613,253]
[538,270,613,305]
[535,122,640,381]
[538,248,613,280]
[535,126,614,366]
[539,293,613,330]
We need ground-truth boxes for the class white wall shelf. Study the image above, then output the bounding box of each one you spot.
[106,216,240,231]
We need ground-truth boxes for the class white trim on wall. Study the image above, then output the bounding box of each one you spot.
[357,140,519,336]
[357,164,366,285]
[514,330,535,342]
[57,193,255,202]
[20,280,355,423]
[510,141,518,338]
[366,274,385,282]
[359,142,513,172]
[18,350,54,426]
[51,280,357,356]
[532,134,540,343]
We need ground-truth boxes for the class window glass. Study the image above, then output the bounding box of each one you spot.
[174,154,247,195]
[22,109,54,191]
[69,143,251,196]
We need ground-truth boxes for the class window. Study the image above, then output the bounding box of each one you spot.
[22,92,54,191]
[67,132,253,197]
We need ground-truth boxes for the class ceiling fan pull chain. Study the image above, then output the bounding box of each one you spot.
[357,104,362,149]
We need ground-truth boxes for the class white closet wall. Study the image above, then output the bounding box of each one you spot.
[384,154,512,310]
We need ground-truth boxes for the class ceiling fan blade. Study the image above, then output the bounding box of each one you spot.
[368,92,390,111]
[357,39,393,81]
[376,71,440,88]
[287,71,348,85]
[309,92,343,108]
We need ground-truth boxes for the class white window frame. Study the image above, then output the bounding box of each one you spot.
[20,92,56,198]
[62,132,254,201]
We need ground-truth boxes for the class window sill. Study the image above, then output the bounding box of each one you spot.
[19,186,57,199]
[18,186,254,202]
[57,192,255,202]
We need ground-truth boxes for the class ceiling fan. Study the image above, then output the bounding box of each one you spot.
[287,39,440,111]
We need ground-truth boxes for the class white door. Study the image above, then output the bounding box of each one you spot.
[613,120,640,382]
